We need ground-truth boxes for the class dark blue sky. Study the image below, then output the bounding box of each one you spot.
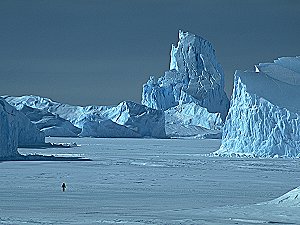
[0,0,299,106]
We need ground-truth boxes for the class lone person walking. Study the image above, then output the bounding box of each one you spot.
[62,182,66,192]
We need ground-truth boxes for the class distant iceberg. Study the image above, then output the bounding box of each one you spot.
[216,56,300,158]
[19,105,81,137]
[4,96,166,138]
[165,102,222,138]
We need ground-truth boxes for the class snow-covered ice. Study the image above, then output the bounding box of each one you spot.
[0,138,300,224]
[217,56,300,158]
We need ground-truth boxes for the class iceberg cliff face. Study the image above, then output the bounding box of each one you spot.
[0,98,18,158]
[0,97,45,158]
[15,107,45,147]
[4,96,166,138]
[217,56,300,157]
[142,30,229,120]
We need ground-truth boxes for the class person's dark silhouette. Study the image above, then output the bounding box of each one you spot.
[62,182,66,192]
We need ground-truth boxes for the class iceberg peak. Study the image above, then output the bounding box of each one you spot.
[142,30,229,120]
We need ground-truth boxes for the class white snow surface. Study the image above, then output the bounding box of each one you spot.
[217,56,300,157]
[3,96,166,138]
[1,137,300,224]
[142,30,229,120]
[0,98,45,158]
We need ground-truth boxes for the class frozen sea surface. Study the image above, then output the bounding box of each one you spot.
[1,138,300,224]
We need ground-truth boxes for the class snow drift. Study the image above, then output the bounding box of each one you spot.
[263,186,300,206]
[216,56,300,158]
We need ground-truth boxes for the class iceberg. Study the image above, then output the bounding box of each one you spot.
[3,96,166,138]
[216,56,300,158]
[80,119,141,138]
[19,105,81,137]
[15,106,45,147]
[142,30,229,120]
[4,31,229,139]
[0,98,19,158]
[165,102,223,137]
[0,97,45,158]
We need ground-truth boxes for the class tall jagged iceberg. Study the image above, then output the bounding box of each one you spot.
[142,30,229,120]
[4,95,166,138]
[216,56,300,158]
[0,97,45,158]
[142,30,229,137]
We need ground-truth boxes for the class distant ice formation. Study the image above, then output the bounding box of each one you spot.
[165,102,222,138]
[216,56,300,158]
[19,105,81,137]
[0,97,45,158]
[4,96,166,138]
[80,119,141,138]
[142,30,229,120]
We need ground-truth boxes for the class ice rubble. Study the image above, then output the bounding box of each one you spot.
[3,96,166,138]
[0,97,45,158]
[142,30,229,120]
[216,56,300,158]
